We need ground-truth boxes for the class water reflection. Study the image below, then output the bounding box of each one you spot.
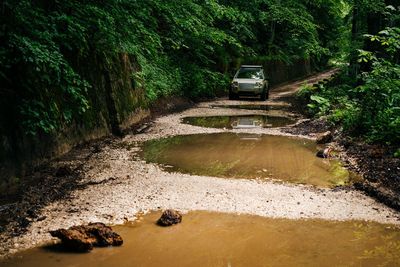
[182,115,295,129]
[211,104,290,111]
[231,116,263,128]
[140,133,356,187]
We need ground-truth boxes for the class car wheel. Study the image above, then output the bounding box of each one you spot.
[260,89,267,101]
[229,90,238,100]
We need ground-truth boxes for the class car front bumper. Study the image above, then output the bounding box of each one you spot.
[231,85,263,95]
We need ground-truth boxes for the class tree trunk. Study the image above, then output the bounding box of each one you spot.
[349,0,360,79]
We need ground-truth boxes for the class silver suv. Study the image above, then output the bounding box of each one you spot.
[229,65,269,100]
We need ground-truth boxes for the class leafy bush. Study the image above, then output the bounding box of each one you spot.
[308,95,331,116]
[302,9,400,145]
[356,59,400,143]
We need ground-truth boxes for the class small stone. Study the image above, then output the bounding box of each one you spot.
[92,144,102,153]
[18,217,31,228]
[26,208,39,218]
[316,150,324,158]
[316,147,332,158]
[367,146,385,158]
[316,131,333,144]
[36,216,47,222]
[157,209,182,226]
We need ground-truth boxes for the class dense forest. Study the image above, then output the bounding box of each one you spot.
[299,0,400,146]
[0,0,399,176]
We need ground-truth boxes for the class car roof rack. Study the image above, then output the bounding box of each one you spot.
[240,65,263,68]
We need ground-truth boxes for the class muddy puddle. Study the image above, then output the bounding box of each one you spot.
[3,211,400,267]
[140,133,356,187]
[182,115,295,129]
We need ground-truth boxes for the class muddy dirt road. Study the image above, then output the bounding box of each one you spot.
[1,70,399,258]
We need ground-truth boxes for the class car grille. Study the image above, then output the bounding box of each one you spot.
[238,83,255,91]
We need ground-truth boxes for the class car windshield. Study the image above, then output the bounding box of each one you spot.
[236,68,263,79]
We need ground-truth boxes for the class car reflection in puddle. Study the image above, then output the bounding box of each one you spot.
[182,115,295,129]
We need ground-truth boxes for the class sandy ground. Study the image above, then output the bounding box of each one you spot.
[1,70,400,258]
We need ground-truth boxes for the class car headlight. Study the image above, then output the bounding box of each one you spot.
[255,82,263,88]
[232,81,239,87]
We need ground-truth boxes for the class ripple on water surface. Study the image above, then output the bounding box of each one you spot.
[140,133,359,187]
[2,211,400,267]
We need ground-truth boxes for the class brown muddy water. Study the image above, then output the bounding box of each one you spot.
[140,133,356,187]
[2,211,400,267]
[182,115,295,129]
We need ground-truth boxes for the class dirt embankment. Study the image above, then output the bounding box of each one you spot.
[0,69,399,259]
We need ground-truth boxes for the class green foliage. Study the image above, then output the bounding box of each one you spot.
[304,6,400,144]
[0,0,347,136]
[308,95,331,115]
[394,148,400,158]
[356,58,400,143]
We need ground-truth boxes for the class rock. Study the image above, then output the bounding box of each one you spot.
[26,208,38,218]
[367,146,385,158]
[316,131,333,144]
[49,222,123,252]
[341,139,352,149]
[316,150,324,158]
[55,166,73,177]
[36,216,47,222]
[316,147,332,158]
[91,144,102,153]
[18,217,32,228]
[157,209,182,226]
[50,228,94,251]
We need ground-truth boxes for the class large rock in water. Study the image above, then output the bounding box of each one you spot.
[49,222,123,252]
[157,209,182,226]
